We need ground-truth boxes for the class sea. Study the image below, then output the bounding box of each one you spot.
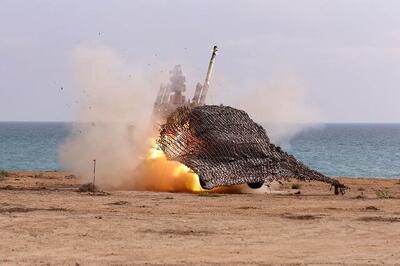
[0,122,399,178]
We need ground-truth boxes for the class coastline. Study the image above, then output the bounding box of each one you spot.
[1,171,399,265]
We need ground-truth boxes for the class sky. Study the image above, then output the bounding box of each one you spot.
[0,0,400,123]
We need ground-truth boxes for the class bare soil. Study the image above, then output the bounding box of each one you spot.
[1,171,400,265]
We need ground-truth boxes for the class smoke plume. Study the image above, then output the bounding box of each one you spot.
[234,72,320,147]
[59,46,156,188]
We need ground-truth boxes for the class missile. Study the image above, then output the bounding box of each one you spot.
[193,45,218,105]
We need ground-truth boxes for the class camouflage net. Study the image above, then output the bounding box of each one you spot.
[158,105,346,194]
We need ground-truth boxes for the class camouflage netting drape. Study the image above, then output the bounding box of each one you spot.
[158,105,346,194]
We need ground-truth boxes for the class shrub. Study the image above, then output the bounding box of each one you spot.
[375,190,393,199]
[0,170,9,179]
[34,173,44,178]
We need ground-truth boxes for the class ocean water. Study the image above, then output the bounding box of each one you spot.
[287,124,400,178]
[0,122,70,171]
[0,122,399,178]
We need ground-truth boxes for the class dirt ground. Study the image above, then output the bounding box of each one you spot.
[0,171,400,265]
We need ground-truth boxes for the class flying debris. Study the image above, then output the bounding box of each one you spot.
[158,105,346,194]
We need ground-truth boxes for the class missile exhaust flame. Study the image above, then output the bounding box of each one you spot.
[138,140,204,193]
[133,137,248,194]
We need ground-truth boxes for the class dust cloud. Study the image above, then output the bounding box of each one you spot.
[59,46,157,188]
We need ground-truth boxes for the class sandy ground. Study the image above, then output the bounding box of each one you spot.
[0,171,400,265]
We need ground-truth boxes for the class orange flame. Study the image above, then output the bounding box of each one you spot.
[127,138,252,194]
[131,139,203,193]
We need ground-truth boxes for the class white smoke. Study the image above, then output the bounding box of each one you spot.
[234,72,320,147]
[59,45,157,188]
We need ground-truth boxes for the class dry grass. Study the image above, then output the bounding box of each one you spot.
[375,190,393,199]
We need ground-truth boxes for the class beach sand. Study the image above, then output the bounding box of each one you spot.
[0,171,399,265]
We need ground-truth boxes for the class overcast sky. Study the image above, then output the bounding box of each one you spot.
[1,0,400,122]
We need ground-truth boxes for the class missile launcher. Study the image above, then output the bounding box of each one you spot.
[152,46,218,122]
